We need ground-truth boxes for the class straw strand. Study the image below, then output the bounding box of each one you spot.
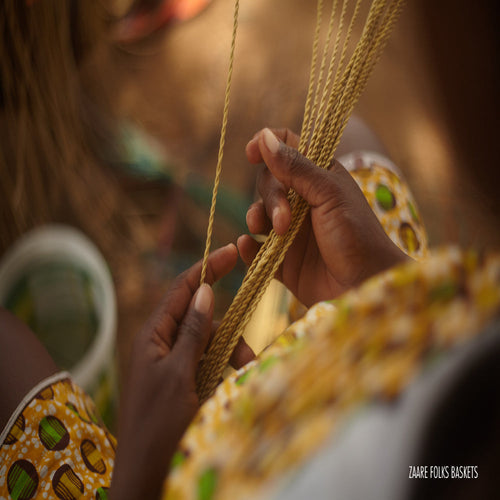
[200,0,240,285]
[197,0,405,401]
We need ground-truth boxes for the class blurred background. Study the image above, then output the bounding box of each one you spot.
[87,0,497,367]
[1,0,498,426]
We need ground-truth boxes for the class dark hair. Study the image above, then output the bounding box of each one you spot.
[0,0,150,256]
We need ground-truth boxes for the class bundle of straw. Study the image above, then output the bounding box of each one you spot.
[197,0,405,401]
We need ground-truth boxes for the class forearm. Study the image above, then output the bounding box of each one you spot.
[110,437,177,500]
[0,308,58,430]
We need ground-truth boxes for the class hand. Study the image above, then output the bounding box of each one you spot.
[238,128,410,307]
[111,244,254,500]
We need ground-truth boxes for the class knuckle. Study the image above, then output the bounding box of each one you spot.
[285,146,311,186]
[285,146,303,171]
[279,146,303,186]
[248,201,262,214]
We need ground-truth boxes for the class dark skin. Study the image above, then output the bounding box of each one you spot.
[108,243,255,499]
[0,309,58,430]
[111,3,500,495]
[0,244,253,500]
[110,128,410,498]
[239,127,410,307]
[0,130,409,500]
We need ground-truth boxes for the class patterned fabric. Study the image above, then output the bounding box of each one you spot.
[0,374,114,499]
[342,150,428,261]
[164,248,500,499]
[289,151,427,324]
[2,152,498,499]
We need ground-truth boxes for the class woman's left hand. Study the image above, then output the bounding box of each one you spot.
[240,128,410,306]
[111,243,254,500]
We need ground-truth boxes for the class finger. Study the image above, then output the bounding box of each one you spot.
[237,234,261,266]
[229,337,256,369]
[246,200,272,235]
[258,128,345,208]
[171,284,214,372]
[196,243,239,287]
[237,234,284,282]
[246,128,300,164]
[148,244,238,348]
[256,166,292,235]
[165,243,237,318]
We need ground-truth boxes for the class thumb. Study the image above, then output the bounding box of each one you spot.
[259,128,340,208]
[172,284,214,372]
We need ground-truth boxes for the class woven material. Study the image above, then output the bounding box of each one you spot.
[198,0,405,401]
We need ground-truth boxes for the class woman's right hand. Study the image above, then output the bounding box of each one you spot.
[111,244,254,500]
[238,128,410,307]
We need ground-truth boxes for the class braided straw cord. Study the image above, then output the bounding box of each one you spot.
[200,0,240,285]
[197,0,405,402]
[298,0,326,154]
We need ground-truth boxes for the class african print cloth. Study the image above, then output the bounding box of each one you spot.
[289,150,428,323]
[0,374,114,500]
[1,153,492,500]
[344,151,428,260]
[163,247,500,499]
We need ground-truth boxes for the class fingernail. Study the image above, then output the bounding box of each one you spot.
[246,205,257,224]
[245,209,252,229]
[194,284,213,314]
[272,206,280,227]
[246,137,257,149]
[263,128,280,154]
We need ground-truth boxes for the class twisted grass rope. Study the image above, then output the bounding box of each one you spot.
[200,0,240,285]
[197,0,405,401]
